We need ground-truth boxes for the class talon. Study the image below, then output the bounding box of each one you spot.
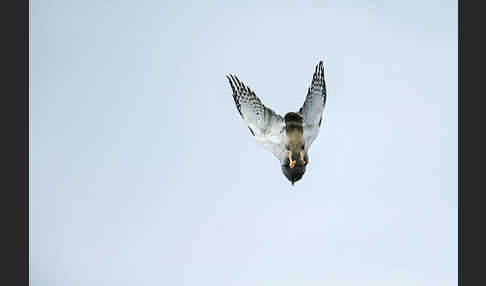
[299,150,306,165]
[290,160,296,168]
[288,151,296,168]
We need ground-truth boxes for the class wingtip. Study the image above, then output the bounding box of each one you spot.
[227,74,238,85]
[317,60,325,75]
[227,74,239,87]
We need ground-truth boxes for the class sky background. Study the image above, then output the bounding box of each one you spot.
[30,0,457,285]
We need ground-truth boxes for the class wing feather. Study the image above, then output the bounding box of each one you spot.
[227,75,285,160]
[298,61,327,151]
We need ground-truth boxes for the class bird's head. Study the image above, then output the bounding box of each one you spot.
[281,145,308,185]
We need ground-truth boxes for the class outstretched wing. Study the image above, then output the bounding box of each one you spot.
[298,60,327,151]
[227,74,285,160]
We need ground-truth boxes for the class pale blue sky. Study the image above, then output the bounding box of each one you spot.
[30,1,457,285]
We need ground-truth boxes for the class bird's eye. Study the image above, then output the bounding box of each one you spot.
[301,145,305,150]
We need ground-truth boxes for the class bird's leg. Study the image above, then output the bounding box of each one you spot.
[288,151,296,168]
[299,150,306,165]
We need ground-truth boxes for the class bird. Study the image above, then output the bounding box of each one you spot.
[226,60,327,185]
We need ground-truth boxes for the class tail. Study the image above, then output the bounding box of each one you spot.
[284,112,303,126]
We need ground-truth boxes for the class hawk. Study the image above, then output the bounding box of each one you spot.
[227,60,327,185]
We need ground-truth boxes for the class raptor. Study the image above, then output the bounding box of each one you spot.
[227,60,327,185]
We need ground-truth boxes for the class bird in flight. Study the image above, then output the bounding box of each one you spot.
[227,60,327,185]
